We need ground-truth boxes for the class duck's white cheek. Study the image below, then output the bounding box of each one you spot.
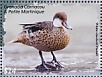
[53,18,63,27]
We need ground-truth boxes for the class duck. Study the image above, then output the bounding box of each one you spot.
[12,12,72,71]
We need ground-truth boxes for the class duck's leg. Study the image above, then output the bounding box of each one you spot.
[51,51,57,62]
[51,51,64,68]
[45,51,64,71]
[39,51,45,64]
[35,51,50,71]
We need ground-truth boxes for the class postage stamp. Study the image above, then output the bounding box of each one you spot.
[0,0,101,76]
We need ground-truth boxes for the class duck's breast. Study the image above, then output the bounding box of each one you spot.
[49,27,70,51]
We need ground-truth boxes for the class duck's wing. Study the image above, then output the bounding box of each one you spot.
[19,21,53,32]
[19,23,36,29]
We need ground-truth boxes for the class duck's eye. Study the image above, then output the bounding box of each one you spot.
[59,17,64,20]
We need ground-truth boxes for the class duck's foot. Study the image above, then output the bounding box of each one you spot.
[35,63,51,72]
[46,61,64,71]
[35,61,63,72]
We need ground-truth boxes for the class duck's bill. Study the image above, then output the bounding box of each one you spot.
[63,21,72,30]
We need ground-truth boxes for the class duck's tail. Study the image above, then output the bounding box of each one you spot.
[7,31,31,46]
[6,35,25,44]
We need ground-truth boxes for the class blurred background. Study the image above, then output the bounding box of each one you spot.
[3,3,100,73]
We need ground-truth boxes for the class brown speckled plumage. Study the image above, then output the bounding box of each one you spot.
[27,21,69,52]
[13,12,71,52]
[14,21,70,52]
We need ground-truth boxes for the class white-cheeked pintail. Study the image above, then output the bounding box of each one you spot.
[13,12,72,71]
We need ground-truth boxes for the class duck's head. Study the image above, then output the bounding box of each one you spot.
[53,12,72,30]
